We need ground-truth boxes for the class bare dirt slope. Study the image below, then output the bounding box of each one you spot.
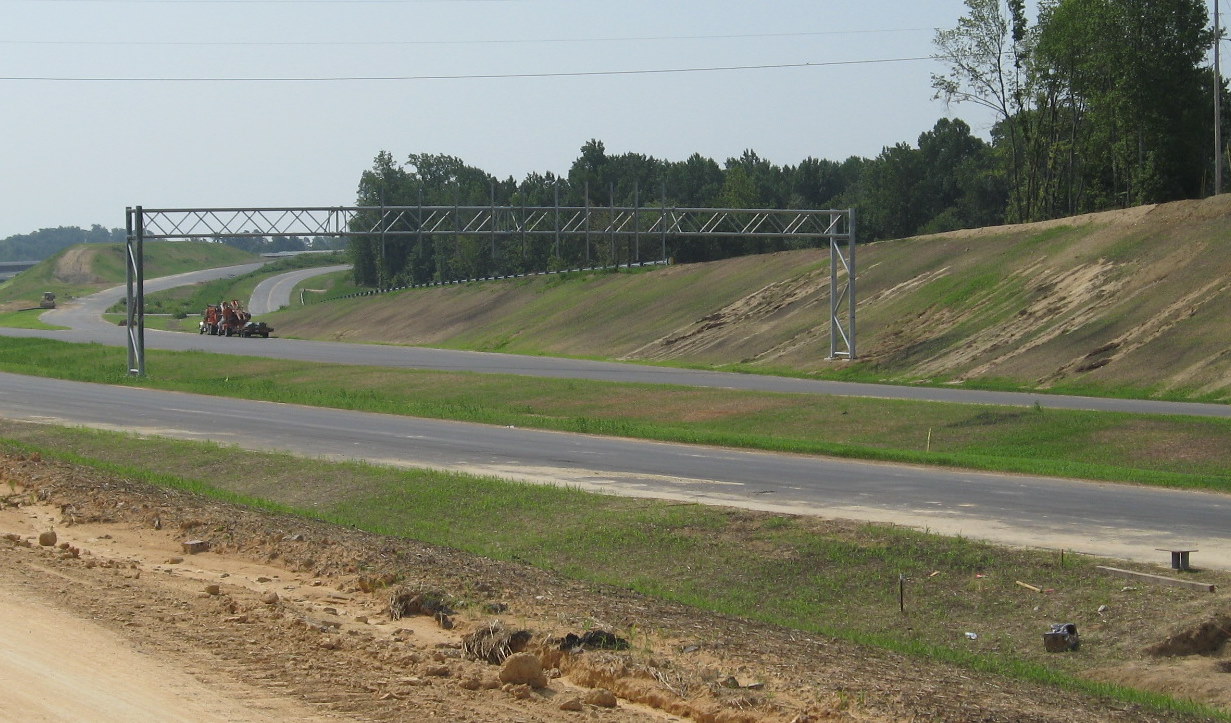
[275,195,1231,400]
[2,452,1208,722]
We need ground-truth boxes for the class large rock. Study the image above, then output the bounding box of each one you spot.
[498,652,547,689]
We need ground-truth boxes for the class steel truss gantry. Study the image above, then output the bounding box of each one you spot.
[124,205,855,374]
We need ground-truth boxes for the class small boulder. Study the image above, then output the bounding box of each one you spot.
[499,652,547,689]
[181,539,210,554]
[558,697,584,712]
[584,688,618,708]
[38,530,56,547]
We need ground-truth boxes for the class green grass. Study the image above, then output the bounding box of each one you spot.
[1,336,1229,492]
[0,309,67,330]
[0,421,1224,720]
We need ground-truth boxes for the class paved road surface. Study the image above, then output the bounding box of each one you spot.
[0,371,1227,569]
[248,264,350,315]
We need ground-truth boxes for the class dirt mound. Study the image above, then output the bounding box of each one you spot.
[1146,613,1231,657]
[0,451,1185,721]
[52,246,104,285]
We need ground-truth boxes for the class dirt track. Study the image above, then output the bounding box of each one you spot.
[0,452,1208,722]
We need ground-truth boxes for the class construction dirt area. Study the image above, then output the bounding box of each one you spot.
[0,452,1221,722]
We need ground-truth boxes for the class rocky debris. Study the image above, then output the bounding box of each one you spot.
[584,688,618,708]
[38,530,56,546]
[462,621,532,664]
[499,652,547,689]
[204,584,221,596]
[261,591,280,605]
[558,696,583,711]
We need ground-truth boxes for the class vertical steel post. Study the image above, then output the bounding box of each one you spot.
[826,209,857,360]
[848,209,857,359]
[660,180,667,263]
[379,191,386,289]
[490,181,497,262]
[125,206,146,376]
[634,181,640,263]
[416,186,424,280]
[553,181,560,260]
[829,217,840,360]
[609,182,616,268]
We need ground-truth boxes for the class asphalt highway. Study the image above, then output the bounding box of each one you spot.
[1,264,1228,569]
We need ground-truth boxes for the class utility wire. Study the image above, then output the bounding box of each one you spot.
[0,28,935,48]
[0,56,934,82]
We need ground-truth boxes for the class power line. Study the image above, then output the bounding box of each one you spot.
[0,28,936,48]
[0,55,934,83]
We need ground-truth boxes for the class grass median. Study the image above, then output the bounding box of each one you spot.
[1,337,1230,492]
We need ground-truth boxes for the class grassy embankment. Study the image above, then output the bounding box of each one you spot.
[2,337,1230,492]
[0,241,260,309]
[1,420,1225,720]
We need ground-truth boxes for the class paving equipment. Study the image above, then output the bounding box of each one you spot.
[199,300,273,338]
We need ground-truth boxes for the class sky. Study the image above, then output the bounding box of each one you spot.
[0,0,1223,240]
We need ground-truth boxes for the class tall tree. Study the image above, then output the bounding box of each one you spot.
[933,0,1036,220]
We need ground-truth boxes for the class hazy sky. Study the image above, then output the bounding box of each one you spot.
[0,0,1219,239]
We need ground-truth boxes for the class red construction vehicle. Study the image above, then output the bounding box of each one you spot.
[199,300,273,338]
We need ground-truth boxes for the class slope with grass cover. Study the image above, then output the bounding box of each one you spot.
[271,196,1231,401]
[0,241,258,312]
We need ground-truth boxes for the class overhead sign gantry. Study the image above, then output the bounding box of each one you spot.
[124,204,855,374]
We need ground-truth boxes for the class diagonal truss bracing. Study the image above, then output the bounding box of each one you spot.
[125,205,855,374]
[133,205,851,241]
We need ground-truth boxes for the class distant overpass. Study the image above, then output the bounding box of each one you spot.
[0,260,37,281]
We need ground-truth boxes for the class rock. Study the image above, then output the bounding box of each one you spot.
[457,676,482,691]
[181,539,210,554]
[502,683,533,700]
[204,584,221,596]
[164,557,184,565]
[499,652,548,689]
[558,697,584,712]
[425,665,451,677]
[584,688,618,708]
[38,530,56,547]
[261,591,279,605]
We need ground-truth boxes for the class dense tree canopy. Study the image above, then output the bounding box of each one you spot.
[0,225,124,262]
[344,0,1223,287]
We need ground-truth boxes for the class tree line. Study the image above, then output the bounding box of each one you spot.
[342,0,1222,287]
[0,225,125,262]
